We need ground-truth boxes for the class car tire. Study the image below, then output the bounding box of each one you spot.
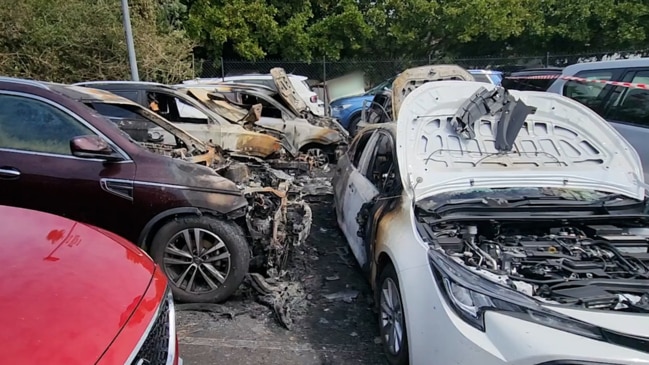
[378,263,409,365]
[348,114,362,136]
[151,216,250,303]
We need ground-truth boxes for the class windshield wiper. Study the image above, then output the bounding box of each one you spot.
[427,194,635,212]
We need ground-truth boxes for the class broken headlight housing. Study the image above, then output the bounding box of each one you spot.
[428,249,604,340]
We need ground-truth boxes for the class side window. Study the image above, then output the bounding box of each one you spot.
[364,133,397,192]
[563,70,614,110]
[0,94,95,155]
[148,92,208,124]
[348,131,374,168]
[606,70,649,126]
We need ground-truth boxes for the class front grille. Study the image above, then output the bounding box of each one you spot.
[131,295,171,365]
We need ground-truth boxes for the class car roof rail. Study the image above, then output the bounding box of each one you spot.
[72,80,170,88]
[0,76,50,89]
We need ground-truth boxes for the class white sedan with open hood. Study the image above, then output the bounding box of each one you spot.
[333,80,649,365]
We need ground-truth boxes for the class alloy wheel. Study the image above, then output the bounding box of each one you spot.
[380,277,405,356]
[163,228,231,294]
[306,148,329,169]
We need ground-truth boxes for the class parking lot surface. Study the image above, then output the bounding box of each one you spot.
[177,201,388,365]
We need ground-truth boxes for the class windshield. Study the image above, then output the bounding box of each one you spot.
[88,102,207,152]
[419,187,637,210]
[365,78,393,95]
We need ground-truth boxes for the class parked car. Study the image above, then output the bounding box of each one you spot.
[179,83,346,168]
[545,58,649,181]
[330,77,395,132]
[333,80,649,364]
[0,77,261,303]
[355,64,475,134]
[501,67,564,91]
[72,81,287,159]
[467,69,503,85]
[0,204,181,364]
[183,69,326,116]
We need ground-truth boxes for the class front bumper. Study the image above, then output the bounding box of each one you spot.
[399,264,649,365]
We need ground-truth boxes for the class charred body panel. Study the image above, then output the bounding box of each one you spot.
[73,81,284,159]
[74,90,313,274]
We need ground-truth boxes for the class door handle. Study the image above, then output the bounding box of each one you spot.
[0,167,20,180]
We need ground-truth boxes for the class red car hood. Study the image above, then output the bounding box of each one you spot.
[0,206,156,364]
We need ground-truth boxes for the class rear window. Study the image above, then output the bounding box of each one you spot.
[562,70,614,110]
[501,76,557,91]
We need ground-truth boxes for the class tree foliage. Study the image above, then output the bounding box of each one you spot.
[0,0,195,83]
[184,0,649,62]
[1,0,648,82]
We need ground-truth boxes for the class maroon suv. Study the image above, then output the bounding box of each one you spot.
[0,77,251,303]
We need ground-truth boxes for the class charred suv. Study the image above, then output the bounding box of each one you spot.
[333,80,649,365]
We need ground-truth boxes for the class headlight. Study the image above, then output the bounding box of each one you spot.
[428,249,604,340]
[332,103,352,111]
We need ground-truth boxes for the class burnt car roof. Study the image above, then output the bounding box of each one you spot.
[46,83,139,104]
[177,82,278,96]
[72,81,178,92]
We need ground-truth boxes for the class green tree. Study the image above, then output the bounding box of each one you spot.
[0,0,195,83]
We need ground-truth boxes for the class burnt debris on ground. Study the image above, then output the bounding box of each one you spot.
[176,200,387,365]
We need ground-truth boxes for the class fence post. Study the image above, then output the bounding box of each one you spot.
[221,57,225,81]
[546,51,550,68]
[191,53,195,79]
[323,56,329,116]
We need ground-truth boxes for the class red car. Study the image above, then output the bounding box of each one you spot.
[0,205,182,365]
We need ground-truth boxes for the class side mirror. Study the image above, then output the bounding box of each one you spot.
[70,135,123,162]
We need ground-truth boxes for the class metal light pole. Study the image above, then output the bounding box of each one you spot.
[121,0,139,81]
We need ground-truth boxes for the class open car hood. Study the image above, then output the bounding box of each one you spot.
[185,87,253,124]
[391,65,474,120]
[396,81,645,201]
[270,67,308,115]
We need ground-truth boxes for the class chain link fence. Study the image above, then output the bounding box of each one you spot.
[193,49,649,88]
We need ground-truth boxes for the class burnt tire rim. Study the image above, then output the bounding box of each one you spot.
[306,148,329,168]
[163,228,231,294]
[380,277,404,356]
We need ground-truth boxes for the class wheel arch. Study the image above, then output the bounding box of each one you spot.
[137,207,232,251]
[374,251,395,290]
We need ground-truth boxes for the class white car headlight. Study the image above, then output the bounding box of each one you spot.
[429,249,604,340]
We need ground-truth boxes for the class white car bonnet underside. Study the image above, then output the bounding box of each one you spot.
[396,81,645,201]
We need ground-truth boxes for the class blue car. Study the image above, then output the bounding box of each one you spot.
[468,69,503,85]
[330,77,394,131]
[331,70,501,131]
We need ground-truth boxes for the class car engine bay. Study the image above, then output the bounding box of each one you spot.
[422,218,649,312]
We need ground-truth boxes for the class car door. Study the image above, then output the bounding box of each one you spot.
[333,130,375,221]
[0,92,137,232]
[340,131,388,268]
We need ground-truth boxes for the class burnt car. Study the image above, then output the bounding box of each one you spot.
[178,84,346,168]
[72,81,288,160]
[334,80,649,364]
[356,64,475,134]
[0,77,311,303]
[183,68,349,138]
